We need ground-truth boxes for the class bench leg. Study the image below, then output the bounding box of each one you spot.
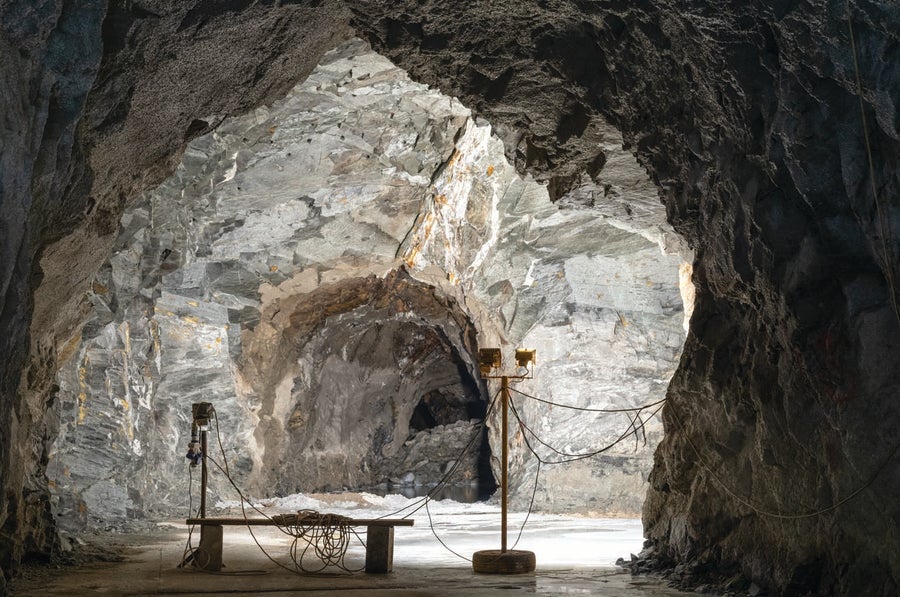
[365,526,394,573]
[196,524,224,571]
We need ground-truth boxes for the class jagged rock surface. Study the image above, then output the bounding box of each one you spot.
[348,1,900,595]
[384,420,483,489]
[2,1,897,595]
[49,40,684,527]
[0,0,350,581]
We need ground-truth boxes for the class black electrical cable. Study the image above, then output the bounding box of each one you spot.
[846,0,899,326]
[509,386,666,414]
[208,410,367,574]
[508,393,664,465]
[424,493,472,562]
[509,459,540,552]
[278,511,357,573]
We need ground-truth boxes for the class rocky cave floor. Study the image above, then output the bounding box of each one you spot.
[9,493,765,596]
[7,527,685,596]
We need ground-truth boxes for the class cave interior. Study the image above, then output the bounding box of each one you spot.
[1,1,899,595]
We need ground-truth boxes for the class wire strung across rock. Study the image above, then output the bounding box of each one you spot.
[271,510,362,573]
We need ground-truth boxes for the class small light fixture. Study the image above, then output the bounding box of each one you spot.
[515,349,536,368]
[478,348,502,375]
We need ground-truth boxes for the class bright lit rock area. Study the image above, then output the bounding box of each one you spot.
[48,37,687,531]
[3,2,899,597]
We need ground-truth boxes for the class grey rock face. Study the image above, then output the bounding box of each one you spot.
[49,40,684,530]
[1,0,349,578]
[7,2,893,595]
[348,1,900,594]
[384,420,483,489]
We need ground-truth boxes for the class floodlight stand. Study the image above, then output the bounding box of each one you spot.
[472,369,536,574]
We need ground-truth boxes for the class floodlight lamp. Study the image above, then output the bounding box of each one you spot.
[192,402,214,427]
[478,348,502,375]
[515,349,536,368]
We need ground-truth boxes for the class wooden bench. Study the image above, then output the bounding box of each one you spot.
[185,517,414,573]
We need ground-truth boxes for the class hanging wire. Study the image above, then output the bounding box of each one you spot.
[509,459,541,552]
[509,386,667,413]
[276,511,357,573]
[424,492,473,562]
[846,0,900,326]
[508,393,665,465]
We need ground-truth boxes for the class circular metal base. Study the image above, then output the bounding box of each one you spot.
[471,549,536,574]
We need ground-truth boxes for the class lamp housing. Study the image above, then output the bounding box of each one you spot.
[478,348,502,375]
[515,349,536,368]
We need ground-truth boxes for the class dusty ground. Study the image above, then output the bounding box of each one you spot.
[8,524,692,596]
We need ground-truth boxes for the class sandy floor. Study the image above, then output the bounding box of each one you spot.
[10,527,689,596]
[10,493,692,596]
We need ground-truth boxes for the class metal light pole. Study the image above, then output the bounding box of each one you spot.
[189,402,214,518]
[200,422,208,518]
[472,348,536,574]
[500,374,509,552]
[187,402,224,570]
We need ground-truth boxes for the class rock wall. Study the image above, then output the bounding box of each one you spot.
[348,1,900,594]
[49,40,684,527]
[0,0,350,582]
[3,1,895,595]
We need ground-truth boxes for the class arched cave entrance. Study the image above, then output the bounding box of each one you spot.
[244,270,497,500]
[45,39,688,531]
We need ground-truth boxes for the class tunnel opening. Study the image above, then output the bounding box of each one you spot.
[401,364,498,502]
[408,377,490,434]
[408,398,438,432]
[250,291,496,502]
[36,37,691,590]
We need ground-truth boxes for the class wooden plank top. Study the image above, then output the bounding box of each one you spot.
[186,517,414,527]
